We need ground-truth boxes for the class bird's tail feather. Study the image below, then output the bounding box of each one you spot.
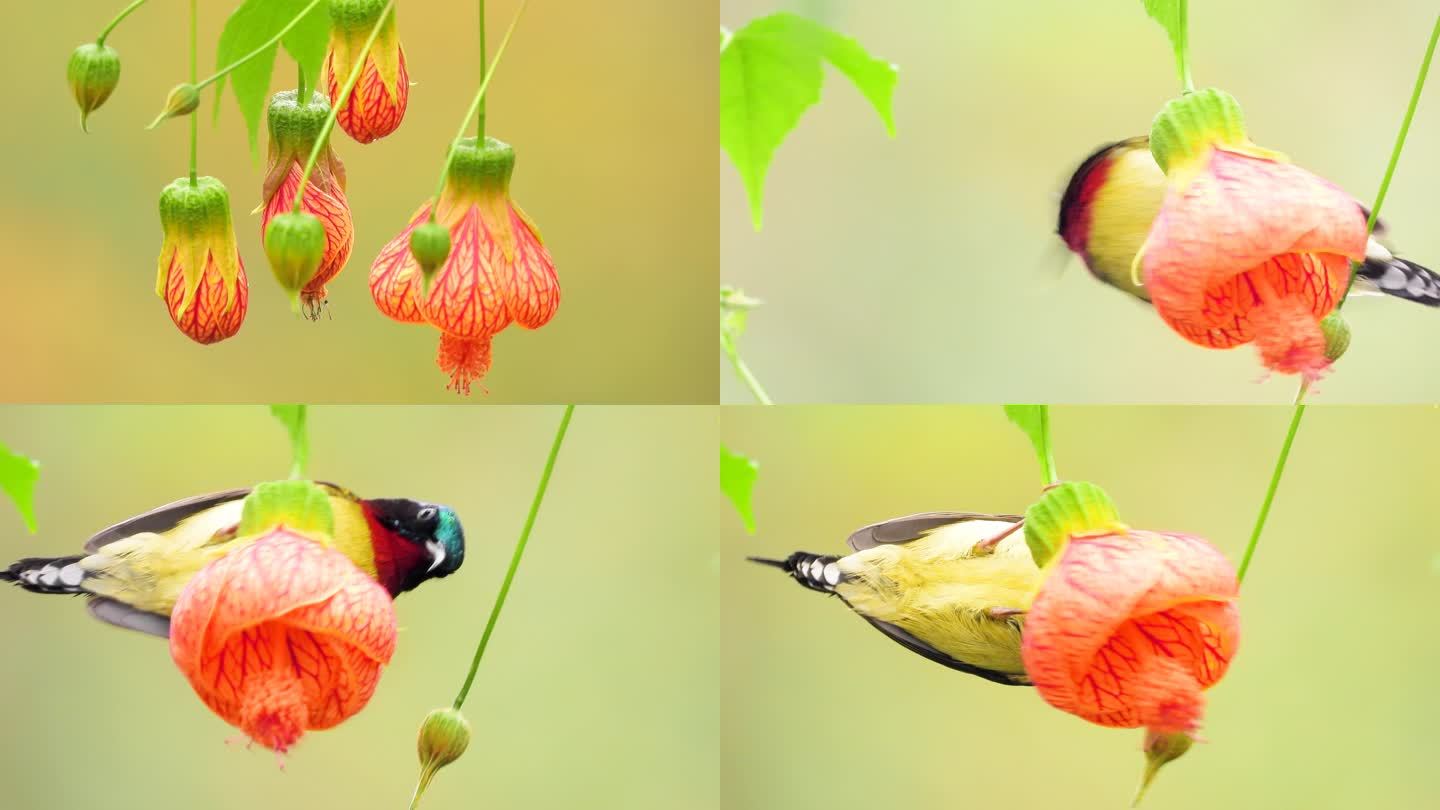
[747,552,842,593]
[1355,255,1440,307]
[1,556,87,595]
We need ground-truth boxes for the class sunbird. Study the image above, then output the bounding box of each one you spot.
[751,512,1038,686]
[1058,136,1440,305]
[1,483,465,638]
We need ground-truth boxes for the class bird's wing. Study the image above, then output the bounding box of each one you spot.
[846,512,1022,553]
[82,481,350,553]
[83,489,253,553]
[86,597,172,639]
[843,600,1029,686]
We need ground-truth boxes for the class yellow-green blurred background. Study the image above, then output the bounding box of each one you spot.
[722,406,1440,808]
[1,1,715,403]
[0,406,718,809]
[720,0,1440,403]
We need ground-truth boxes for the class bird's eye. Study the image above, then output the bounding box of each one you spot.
[417,507,438,525]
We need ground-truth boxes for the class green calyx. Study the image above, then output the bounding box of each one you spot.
[158,176,233,235]
[330,0,391,31]
[1149,88,1249,174]
[410,221,452,293]
[67,43,121,132]
[1023,481,1123,568]
[238,480,335,539]
[445,136,516,198]
[264,212,327,311]
[1320,312,1351,362]
[267,90,332,159]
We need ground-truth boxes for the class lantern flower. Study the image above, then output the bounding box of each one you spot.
[261,90,354,317]
[169,515,397,754]
[325,0,409,144]
[1140,89,1368,381]
[66,42,120,131]
[157,177,248,344]
[1020,482,1241,802]
[369,136,561,394]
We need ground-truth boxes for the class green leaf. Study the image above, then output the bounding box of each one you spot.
[213,0,331,156]
[269,404,309,479]
[0,443,40,534]
[239,479,334,538]
[1141,0,1190,87]
[1023,482,1122,567]
[720,445,760,534]
[1003,405,1057,485]
[720,12,897,229]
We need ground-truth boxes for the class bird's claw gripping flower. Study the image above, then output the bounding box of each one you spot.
[326,0,409,144]
[169,527,398,754]
[157,177,248,344]
[411,707,472,807]
[147,83,200,129]
[66,43,120,131]
[1140,88,1368,381]
[264,212,327,312]
[369,136,560,394]
[261,90,354,318]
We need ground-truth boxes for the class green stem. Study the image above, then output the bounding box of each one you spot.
[1340,13,1440,305]
[297,59,308,105]
[1176,0,1194,92]
[1239,17,1437,584]
[293,0,397,212]
[721,336,773,406]
[188,0,198,186]
[477,0,487,140]
[194,0,325,92]
[97,0,149,46]
[426,0,529,222]
[452,404,574,709]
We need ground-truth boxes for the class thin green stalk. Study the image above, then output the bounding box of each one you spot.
[426,0,530,222]
[1177,0,1194,92]
[194,0,325,92]
[452,404,574,709]
[721,335,773,405]
[293,0,397,212]
[297,59,308,105]
[1240,16,1437,583]
[188,0,198,186]
[477,0,487,139]
[97,0,149,45]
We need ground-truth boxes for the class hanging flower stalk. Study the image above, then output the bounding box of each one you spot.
[370,0,557,395]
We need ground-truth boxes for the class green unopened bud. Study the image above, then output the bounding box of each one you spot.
[411,707,471,808]
[1133,730,1195,807]
[1320,312,1351,362]
[67,43,121,132]
[264,212,326,311]
[147,83,200,129]
[410,221,451,293]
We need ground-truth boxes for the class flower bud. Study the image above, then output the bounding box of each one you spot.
[67,43,121,132]
[1320,312,1351,362]
[1133,730,1195,806]
[412,707,471,807]
[409,220,451,291]
[148,83,200,129]
[264,212,327,311]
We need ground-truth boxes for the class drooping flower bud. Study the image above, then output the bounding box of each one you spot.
[1320,311,1351,362]
[66,43,120,132]
[156,177,247,344]
[264,212,327,311]
[148,83,200,129]
[1133,729,1196,806]
[411,707,471,807]
[325,0,409,144]
[261,90,354,319]
[409,220,451,291]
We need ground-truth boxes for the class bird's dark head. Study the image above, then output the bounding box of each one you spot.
[365,498,466,594]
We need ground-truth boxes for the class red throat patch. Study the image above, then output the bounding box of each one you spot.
[362,505,428,594]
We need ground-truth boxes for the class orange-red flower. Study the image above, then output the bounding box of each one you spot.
[325,0,408,144]
[370,136,560,394]
[261,90,354,317]
[169,529,397,753]
[1021,530,1240,739]
[1142,90,1368,380]
[156,177,247,344]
